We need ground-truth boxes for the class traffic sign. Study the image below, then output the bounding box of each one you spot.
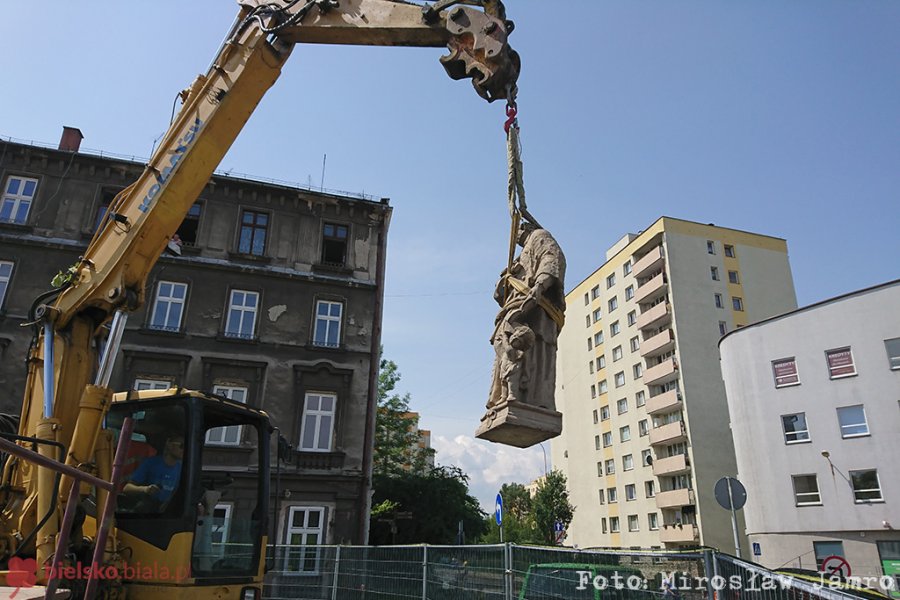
[821,555,851,579]
[752,542,761,557]
[554,521,564,533]
[714,477,747,510]
[495,493,503,526]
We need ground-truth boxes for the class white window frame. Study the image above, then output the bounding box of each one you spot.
[225,289,259,339]
[781,412,810,444]
[1,176,38,225]
[623,454,634,471]
[625,285,634,300]
[592,308,602,323]
[608,296,618,312]
[772,357,800,388]
[282,506,326,574]
[0,261,13,308]
[606,274,616,289]
[710,266,719,281]
[610,321,621,336]
[149,281,188,332]
[211,502,233,550]
[299,392,336,452]
[648,512,659,531]
[849,469,883,503]
[724,244,735,258]
[641,450,652,468]
[836,405,869,438]
[884,338,900,370]
[133,378,171,391]
[599,381,608,395]
[639,420,649,437]
[636,391,646,407]
[628,514,639,531]
[714,293,723,309]
[594,331,604,345]
[826,347,857,379]
[617,398,628,414]
[645,479,656,497]
[313,300,344,347]
[600,406,610,420]
[627,310,637,327]
[597,356,606,370]
[707,240,716,255]
[623,261,632,275]
[614,372,625,388]
[591,285,600,300]
[602,432,612,448]
[630,336,640,352]
[792,474,822,506]
[605,459,615,475]
[728,270,740,284]
[732,296,744,311]
[610,516,620,532]
[608,487,618,503]
[633,363,643,379]
[620,425,631,442]
[206,385,248,445]
[613,346,623,361]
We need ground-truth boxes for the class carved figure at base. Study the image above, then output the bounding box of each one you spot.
[486,220,566,411]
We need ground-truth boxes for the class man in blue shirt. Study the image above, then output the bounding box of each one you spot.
[123,435,183,510]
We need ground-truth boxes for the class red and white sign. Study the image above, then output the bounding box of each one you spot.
[826,348,856,378]
[772,358,799,387]
[821,555,851,579]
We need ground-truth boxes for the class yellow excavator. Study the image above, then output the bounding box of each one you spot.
[0,1,519,598]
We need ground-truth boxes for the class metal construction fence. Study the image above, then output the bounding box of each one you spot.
[261,544,873,600]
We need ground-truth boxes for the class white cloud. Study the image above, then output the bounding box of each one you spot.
[432,435,547,511]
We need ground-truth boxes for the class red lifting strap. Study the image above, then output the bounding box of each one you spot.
[504,104,518,133]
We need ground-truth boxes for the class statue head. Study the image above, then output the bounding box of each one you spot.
[517,219,538,246]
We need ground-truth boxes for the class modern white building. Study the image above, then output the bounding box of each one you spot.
[552,217,797,551]
[719,279,900,591]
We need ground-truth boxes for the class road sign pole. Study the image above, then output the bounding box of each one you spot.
[726,478,742,558]
[500,522,504,544]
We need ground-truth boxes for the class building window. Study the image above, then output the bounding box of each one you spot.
[605,459,615,475]
[813,541,845,571]
[585,315,591,328]
[884,338,900,370]
[628,515,639,531]
[601,518,608,534]
[299,393,336,452]
[283,506,326,573]
[0,261,12,308]
[93,188,119,233]
[313,300,343,347]
[176,202,202,246]
[238,210,268,256]
[627,310,637,327]
[594,331,604,346]
[206,385,248,445]
[850,469,882,503]
[639,420,649,437]
[592,410,599,425]
[225,290,259,339]
[591,384,597,399]
[728,270,740,284]
[836,405,869,438]
[645,480,656,497]
[607,487,618,503]
[591,285,600,300]
[718,321,728,336]
[772,357,800,387]
[598,489,605,503]
[149,281,188,332]
[599,380,608,395]
[589,360,594,374]
[617,398,628,414]
[210,503,233,549]
[825,347,856,379]
[587,338,594,352]
[714,293,723,309]
[630,336,640,352]
[724,244,735,258]
[593,308,603,323]
[633,363,643,379]
[1,176,38,224]
[781,413,810,444]
[636,391,646,407]
[620,426,631,442]
[623,260,632,276]
[600,406,610,421]
[134,379,171,391]
[707,240,715,255]
[623,454,634,471]
[584,293,589,306]
[597,356,606,370]
[792,474,821,506]
[732,297,744,311]
[321,222,349,267]
[625,285,634,300]
[607,274,616,289]
[610,516,620,533]
[602,432,613,448]
[610,321,621,336]
[608,297,618,312]
[613,346,623,362]
[614,372,626,388]
[594,435,601,450]
[710,266,720,281]
[648,513,659,531]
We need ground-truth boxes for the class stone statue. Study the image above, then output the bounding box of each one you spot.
[476,220,566,447]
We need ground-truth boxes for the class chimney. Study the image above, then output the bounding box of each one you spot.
[58,126,84,152]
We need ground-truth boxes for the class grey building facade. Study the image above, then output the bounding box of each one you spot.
[0,132,390,550]
[719,280,900,592]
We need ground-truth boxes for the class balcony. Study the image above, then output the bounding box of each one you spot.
[646,389,682,416]
[636,302,671,331]
[644,357,678,386]
[634,272,668,305]
[633,246,665,279]
[641,329,675,358]
[652,453,691,477]
[659,523,699,544]
[649,421,687,446]
[655,488,695,509]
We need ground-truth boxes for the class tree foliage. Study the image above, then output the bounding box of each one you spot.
[532,469,575,545]
[374,353,435,476]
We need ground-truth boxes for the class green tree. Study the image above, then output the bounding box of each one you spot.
[531,469,575,545]
[374,353,435,476]
[369,466,487,544]
[479,482,541,544]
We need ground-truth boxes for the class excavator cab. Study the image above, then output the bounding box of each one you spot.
[104,392,270,592]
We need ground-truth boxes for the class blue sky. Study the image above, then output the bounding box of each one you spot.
[3,2,898,509]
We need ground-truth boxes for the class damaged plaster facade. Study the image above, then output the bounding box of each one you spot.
[0,135,390,547]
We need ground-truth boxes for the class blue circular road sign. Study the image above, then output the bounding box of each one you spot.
[495,494,503,526]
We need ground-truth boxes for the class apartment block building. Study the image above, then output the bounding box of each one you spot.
[0,130,390,551]
[552,217,797,551]
[719,280,900,591]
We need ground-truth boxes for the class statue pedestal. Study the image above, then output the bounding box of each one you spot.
[475,402,562,448]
